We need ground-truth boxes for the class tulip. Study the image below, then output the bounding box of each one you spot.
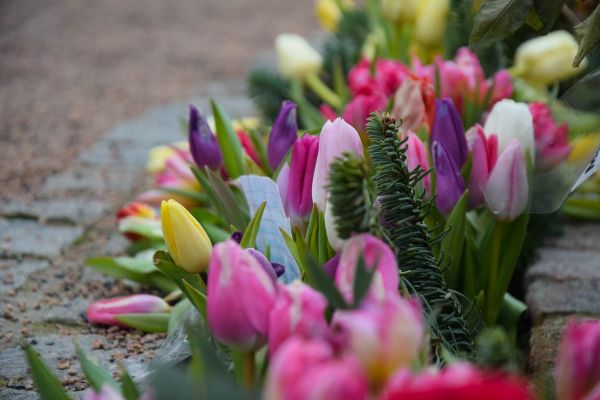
[414,0,449,48]
[160,199,212,273]
[314,0,342,32]
[324,199,345,251]
[83,384,125,400]
[268,101,298,170]
[312,118,363,210]
[237,129,261,165]
[382,0,419,22]
[332,295,425,386]
[484,99,535,163]
[207,240,278,350]
[490,70,513,105]
[381,363,531,400]
[392,78,426,133]
[466,125,498,208]
[275,34,323,80]
[116,202,157,241]
[342,92,388,131]
[432,142,466,216]
[146,141,188,173]
[264,337,368,400]
[555,320,600,400]
[268,281,329,356]
[529,102,571,169]
[514,30,586,88]
[405,132,431,192]
[245,248,280,281]
[335,233,399,305]
[430,98,468,169]
[348,58,409,97]
[288,134,319,217]
[87,295,170,327]
[319,103,338,121]
[484,140,529,221]
[188,105,223,171]
[276,163,291,215]
[323,253,340,279]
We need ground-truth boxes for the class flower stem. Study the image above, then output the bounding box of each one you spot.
[485,221,503,325]
[305,73,343,110]
[242,351,255,388]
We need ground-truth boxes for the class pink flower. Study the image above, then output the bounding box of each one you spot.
[405,132,431,192]
[555,320,600,400]
[529,102,571,169]
[207,240,278,350]
[268,281,329,356]
[490,70,513,105]
[381,363,531,400]
[484,140,529,221]
[87,295,170,327]
[348,58,410,97]
[342,92,388,131]
[237,129,261,165]
[319,103,338,121]
[392,78,427,133]
[264,337,368,400]
[332,295,424,386]
[83,384,124,400]
[288,134,319,217]
[115,202,157,241]
[335,234,399,305]
[466,124,498,208]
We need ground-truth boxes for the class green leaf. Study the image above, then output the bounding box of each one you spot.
[24,346,71,400]
[533,0,566,33]
[574,5,600,67]
[118,218,163,241]
[279,228,304,274]
[75,343,118,391]
[168,299,192,334]
[160,187,208,204]
[495,215,529,306]
[119,366,140,400]
[352,255,375,308]
[182,279,208,321]
[469,0,533,51]
[445,0,474,58]
[240,201,267,248]
[114,313,170,333]
[201,222,232,244]
[441,192,468,290]
[211,100,244,178]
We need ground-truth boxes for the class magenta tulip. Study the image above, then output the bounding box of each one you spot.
[87,295,170,327]
[312,118,363,210]
[335,233,399,305]
[529,102,571,169]
[484,140,529,221]
[268,100,298,170]
[268,281,329,356]
[207,240,278,350]
[432,141,466,216]
[264,337,368,400]
[342,92,388,131]
[188,104,223,170]
[405,132,431,192]
[288,134,319,217]
[466,124,498,208]
[555,320,600,400]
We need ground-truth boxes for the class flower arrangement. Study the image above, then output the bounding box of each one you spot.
[26,0,600,399]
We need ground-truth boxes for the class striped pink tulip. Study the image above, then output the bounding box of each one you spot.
[288,134,319,217]
[466,124,498,208]
[87,294,170,327]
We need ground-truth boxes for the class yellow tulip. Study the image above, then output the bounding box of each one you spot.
[413,0,449,49]
[381,0,419,23]
[275,34,323,80]
[147,141,188,173]
[161,199,212,273]
[315,0,341,32]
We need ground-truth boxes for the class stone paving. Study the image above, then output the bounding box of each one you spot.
[0,82,254,399]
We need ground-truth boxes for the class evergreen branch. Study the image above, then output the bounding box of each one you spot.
[367,113,473,358]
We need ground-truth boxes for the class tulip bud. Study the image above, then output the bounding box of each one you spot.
[484,99,535,163]
[343,93,388,131]
[264,337,368,400]
[288,134,319,217]
[246,248,280,281]
[275,34,323,80]
[237,129,261,165]
[348,58,409,97]
[466,125,498,208]
[335,234,399,305]
[188,105,223,170]
[207,240,278,350]
[160,199,212,273]
[405,132,431,192]
[314,0,342,32]
[268,281,329,356]
[432,142,466,216]
[484,140,529,221]
[116,202,157,241]
[83,384,125,400]
[430,98,468,169]
[146,141,188,174]
[312,118,364,210]
[87,295,170,327]
[382,0,419,23]
[529,102,571,169]
[332,296,425,386]
[555,320,600,400]
[414,0,449,48]
[323,253,341,279]
[268,101,298,170]
[514,30,586,88]
[392,79,426,133]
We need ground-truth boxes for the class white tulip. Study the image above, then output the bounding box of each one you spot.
[275,34,323,80]
[484,99,535,163]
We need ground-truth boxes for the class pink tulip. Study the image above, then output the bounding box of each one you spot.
[288,134,319,217]
[490,70,513,105]
[405,132,431,192]
[348,58,410,97]
[381,363,531,400]
[207,240,278,350]
[312,118,363,210]
[268,281,329,356]
[466,124,498,208]
[83,384,125,400]
[555,320,600,400]
[529,102,571,169]
[276,163,290,215]
[115,202,157,241]
[332,295,424,386]
[342,92,388,131]
[392,78,427,133]
[264,337,368,400]
[484,140,529,221]
[335,233,399,305]
[319,103,338,121]
[87,295,170,327]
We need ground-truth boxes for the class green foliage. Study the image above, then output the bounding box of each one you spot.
[247,69,291,122]
[367,113,473,358]
[75,343,119,391]
[25,346,70,400]
[475,327,519,371]
[574,5,600,67]
[445,0,474,58]
[211,100,245,178]
[532,0,567,33]
[304,206,336,264]
[240,201,267,249]
[469,0,533,51]
[440,192,468,290]
[114,313,170,333]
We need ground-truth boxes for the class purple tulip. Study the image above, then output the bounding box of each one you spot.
[323,254,341,280]
[268,100,298,170]
[246,248,282,281]
[432,141,466,216]
[288,134,319,217]
[430,98,468,169]
[188,105,223,170]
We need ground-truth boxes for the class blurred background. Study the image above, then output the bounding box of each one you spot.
[0,0,317,202]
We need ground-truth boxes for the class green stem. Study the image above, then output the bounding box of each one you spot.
[242,351,255,388]
[305,73,343,110]
[485,221,503,325]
